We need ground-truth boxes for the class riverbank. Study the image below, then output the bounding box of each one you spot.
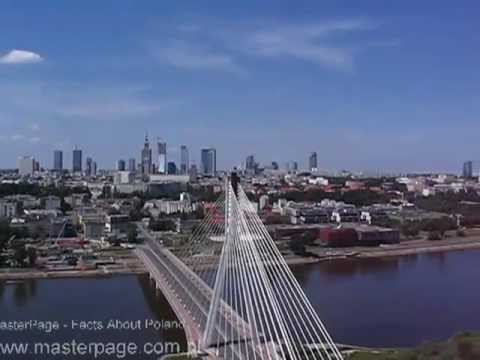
[344,332,480,359]
[304,236,480,262]
[2,236,480,280]
[0,248,147,280]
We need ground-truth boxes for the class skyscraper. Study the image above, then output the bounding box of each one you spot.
[128,158,136,172]
[287,161,298,172]
[167,161,177,175]
[157,140,167,174]
[72,147,82,172]
[53,150,63,171]
[309,151,318,172]
[17,156,35,176]
[246,155,256,172]
[141,134,152,175]
[180,145,189,175]
[201,148,216,176]
[86,157,93,177]
[117,159,126,171]
[463,161,474,178]
[189,163,198,182]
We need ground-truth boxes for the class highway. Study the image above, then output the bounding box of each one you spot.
[136,224,262,359]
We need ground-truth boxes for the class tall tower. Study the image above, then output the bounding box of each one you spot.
[180,145,189,175]
[86,157,93,177]
[201,148,217,176]
[245,155,256,173]
[463,161,473,178]
[141,134,152,175]
[72,146,82,173]
[309,151,318,172]
[128,158,136,172]
[53,150,63,171]
[157,139,167,174]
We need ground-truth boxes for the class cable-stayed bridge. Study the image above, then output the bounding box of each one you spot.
[136,176,343,359]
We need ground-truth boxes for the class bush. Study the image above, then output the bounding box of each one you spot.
[427,231,442,241]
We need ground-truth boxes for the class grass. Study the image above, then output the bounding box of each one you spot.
[346,332,480,360]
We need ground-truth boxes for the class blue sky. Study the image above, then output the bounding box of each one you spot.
[0,1,479,173]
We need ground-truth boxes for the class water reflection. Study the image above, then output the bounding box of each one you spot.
[137,274,187,352]
[0,275,187,359]
[293,250,480,347]
[12,280,37,307]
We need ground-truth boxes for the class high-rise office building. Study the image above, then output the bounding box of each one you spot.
[309,151,318,172]
[17,156,35,176]
[201,148,217,176]
[246,155,256,172]
[72,147,82,172]
[141,134,152,175]
[287,161,298,172]
[157,140,167,174]
[167,161,177,175]
[53,150,63,171]
[92,161,97,177]
[180,145,189,175]
[86,157,93,177]
[463,161,474,178]
[128,158,136,172]
[117,159,126,171]
[189,164,198,182]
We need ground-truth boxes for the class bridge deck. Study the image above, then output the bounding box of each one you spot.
[136,226,262,359]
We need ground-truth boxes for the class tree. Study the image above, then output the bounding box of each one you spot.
[288,237,306,255]
[127,225,138,243]
[401,221,420,239]
[428,231,442,241]
[149,219,176,232]
[27,247,37,267]
[301,230,317,245]
[129,209,144,221]
[60,197,72,213]
[12,243,27,267]
[0,220,12,250]
[31,224,46,240]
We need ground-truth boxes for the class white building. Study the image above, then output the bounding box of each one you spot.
[259,195,269,210]
[114,171,134,185]
[0,200,18,218]
[17,156,35,176]
[44,196,61,210]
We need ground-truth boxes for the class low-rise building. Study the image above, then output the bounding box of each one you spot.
[0,199,18,218]
[44,195,61,210]
[331,206,360,223]
[83,220,105,240]
[105,214,130,234]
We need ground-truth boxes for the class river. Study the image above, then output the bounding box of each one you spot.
[1,249,479,358]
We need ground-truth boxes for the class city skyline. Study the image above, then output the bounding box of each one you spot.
[1,2,479,173]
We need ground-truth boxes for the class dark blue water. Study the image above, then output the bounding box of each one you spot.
[0,275,186,359]
[297,249,480,347]
[1,249,479,358]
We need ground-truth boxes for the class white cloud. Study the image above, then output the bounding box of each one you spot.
[28,123,40,131]
[57,100,169,118]
[153,18,385,73]
[10,134,24,141]
[156,42,244,74]
[28,136,41,144]
[0,49,44,64]
[240,19,376,70]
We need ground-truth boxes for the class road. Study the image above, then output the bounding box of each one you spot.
[136,224,261,359]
